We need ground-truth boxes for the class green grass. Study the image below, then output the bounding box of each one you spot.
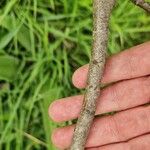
[0,0,150,149]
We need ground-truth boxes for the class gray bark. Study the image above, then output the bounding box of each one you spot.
[69,0,116,150]
[131,0,150,13]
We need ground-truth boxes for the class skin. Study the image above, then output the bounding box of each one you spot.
[49,41,150,150]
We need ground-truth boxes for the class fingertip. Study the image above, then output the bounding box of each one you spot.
[72,64,88,89]
[48,102,55,121]
[48,101,62,122]
[51,128,64,149]
[49,95,84,122]
[51,126,74,149]
[72,69,85,89]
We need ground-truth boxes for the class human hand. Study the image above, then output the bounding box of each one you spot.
[49,42,150,150]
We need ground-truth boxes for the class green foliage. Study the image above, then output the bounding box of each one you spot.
[0,55,19,81]
[0,0,150,149]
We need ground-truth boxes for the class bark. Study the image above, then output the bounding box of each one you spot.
[131,0,150,13]
[69,0,115,150]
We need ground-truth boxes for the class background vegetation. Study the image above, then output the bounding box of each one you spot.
[0,0,150,149]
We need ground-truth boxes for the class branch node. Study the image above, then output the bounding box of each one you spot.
[131,0,150,13]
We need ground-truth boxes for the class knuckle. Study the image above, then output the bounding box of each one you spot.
[141,76,150,100]
[110,85,121,109]
[109,116,122,141]
[127,53,137,78]
[144,75,150,88]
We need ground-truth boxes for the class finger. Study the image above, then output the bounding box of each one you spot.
[51,106,150,149]
[49,76,150,122]
[88,134,150,150]
[72,42,150,88]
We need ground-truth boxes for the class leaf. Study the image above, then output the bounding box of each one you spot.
[1,16,31,51]
[0,27,20,49]
[40,87,63,150]
[0,55,19,82]
[17,25,32,51]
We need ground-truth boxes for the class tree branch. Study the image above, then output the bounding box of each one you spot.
[69,0,115,150]
[131,0,150,13]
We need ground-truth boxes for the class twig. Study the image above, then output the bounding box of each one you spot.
[69,0,115,150]
[131,0,150,13]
